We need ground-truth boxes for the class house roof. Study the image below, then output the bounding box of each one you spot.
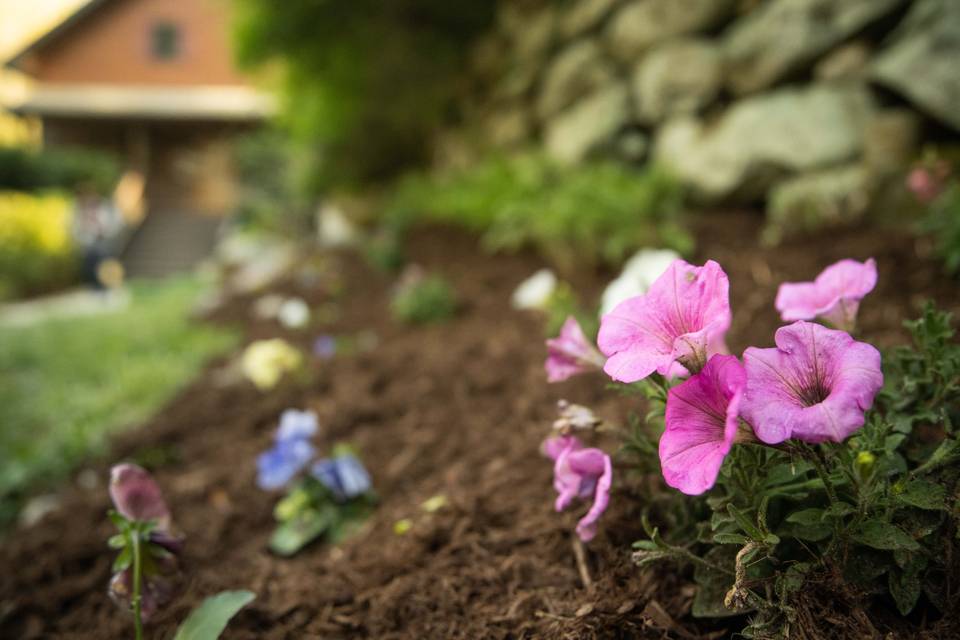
[3,0,110,70]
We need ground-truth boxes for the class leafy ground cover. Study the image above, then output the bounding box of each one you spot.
[0,213,957,638]
[0,277,237,527]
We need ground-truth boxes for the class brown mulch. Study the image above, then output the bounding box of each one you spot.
[1,212,958,639]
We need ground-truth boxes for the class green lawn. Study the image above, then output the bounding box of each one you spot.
[0,277,237,526]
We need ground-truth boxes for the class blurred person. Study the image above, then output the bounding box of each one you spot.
[71,183,124,289]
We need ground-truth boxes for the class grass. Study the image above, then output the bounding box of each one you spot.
[0,276,238,526]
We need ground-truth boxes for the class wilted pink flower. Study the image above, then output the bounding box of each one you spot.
[545,317,605,382]
[108,555,180,622]
[110,464,171,529]
[907,161,950,204]
[741,322,883,445]
[543,435,612,542]
[775,258,877,332]
[598,259,731,382]
[660,355,746,495]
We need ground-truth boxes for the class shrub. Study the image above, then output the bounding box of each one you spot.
[0,146,120,195]
[920,181,960,274]
[386,154,691,269]
[232,0,495,191]
[390,272,457,325]
[0,191,76,299]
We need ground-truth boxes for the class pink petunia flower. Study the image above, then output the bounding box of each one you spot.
[110,464,171,530]
[775,258,877,332]
[542,435,612,542]
[597,259,731,382]
[545,316,606,382]
[741,322,883,445]
[660,354,746,496]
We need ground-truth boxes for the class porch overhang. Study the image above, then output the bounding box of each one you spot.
[5,83,277,121]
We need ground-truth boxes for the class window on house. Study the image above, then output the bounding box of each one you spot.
[150,22,181,61]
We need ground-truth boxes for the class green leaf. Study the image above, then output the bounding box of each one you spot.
[852,520,920,551]
[727,504,763,541]
[112,546,132,572]
[895,479,946,511]
[107,534,126,549]
[268,508,332,557]
[713,533,748,545]
[692,546,741,618]
[889,566,923,616]
[172,590,255,640]
[823,502,856,519]
[775,562,812,600]
[786,508,824,526]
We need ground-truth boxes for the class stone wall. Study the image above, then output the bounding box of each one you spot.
[453,0,960,228]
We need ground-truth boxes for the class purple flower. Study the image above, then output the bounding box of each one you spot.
[741,322,883,445]
[598,259,731,383]
[545,316,606,382]
[276,409,319,442]
[108,557,180,622]
[543,435,612,542]
[311,454,372,502]
[660,355,745,495]
[775,258,877,332]
[313,335,337,360]
[109,464,171,529]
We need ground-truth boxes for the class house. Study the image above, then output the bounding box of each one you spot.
[2,0,276,275]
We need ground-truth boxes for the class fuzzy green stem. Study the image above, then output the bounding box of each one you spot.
[131,530,143,640]
[807,448,840,508]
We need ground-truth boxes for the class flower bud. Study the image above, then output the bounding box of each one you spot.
[854,451,876,483]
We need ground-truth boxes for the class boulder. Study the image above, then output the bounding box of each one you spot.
[559,0,622,38]
[814,40,872,82]
[871,0,960,132]
[862,109,920,177]
[605,0,735,62]
[654,84,875,202]
[536,40,616,119]
[763,164,871,245]
[723,0,905,95]
[633,38,722,123]
[545,85,630,163]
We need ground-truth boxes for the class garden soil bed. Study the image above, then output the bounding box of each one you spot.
[2,212,958,639]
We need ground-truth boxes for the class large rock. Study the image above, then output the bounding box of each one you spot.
[559,0,622,38]
[763,164,871,245]
[654,84,875,201]
[723,0,905,95]
[633,38,722,123]
[871,0,960,132]
[536,40,616,119]
[606,0,735,62]
[545,85,630,163]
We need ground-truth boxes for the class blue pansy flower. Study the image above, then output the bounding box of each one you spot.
[256,409,320,490]
[311,454,371,502]
[276,409,319,442]
[257,438,316,490]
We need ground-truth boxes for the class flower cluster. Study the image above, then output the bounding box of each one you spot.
[256,409,374,555]
[597,257,883,496]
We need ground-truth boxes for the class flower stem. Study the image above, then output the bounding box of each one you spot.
[807,447,840,508]
[131,530,144,640]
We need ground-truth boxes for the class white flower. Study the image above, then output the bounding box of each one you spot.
[253,294,285,320]
[511,268,557,310]
[600,249,681,317]
[278,298,311,329]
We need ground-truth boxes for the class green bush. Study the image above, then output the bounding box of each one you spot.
[0,146,120,195]
[921,181,960,274]
[232,0,495,191]
[390,273,457,325]
[386,154,691,268]
[0,191,76,299]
